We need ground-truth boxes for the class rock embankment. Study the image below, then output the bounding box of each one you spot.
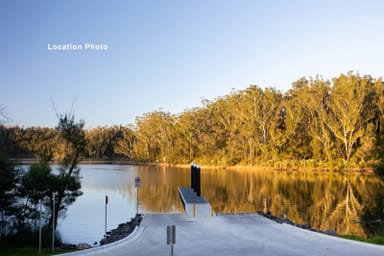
[257,211,338,236]
[99,214,143,245]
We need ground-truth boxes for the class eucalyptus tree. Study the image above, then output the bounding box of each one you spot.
[234,85,265,165]
[173,108,202,163]
[17,127,59,162]
[114,125,136,159]
[371,77,384,161]
[19,163,53,229]
[324,73,377,163]
[203,95,239,165]
[85,126,122,159]
[289,77,334,162]
[85,127,107,158]
[191,103,223,164]
[234,86,285,164]
[134,111,175,163]
[286,77,329,161]
[283,85,312,161]
[50,114,86,230]
[0,126,29,158]
[262,88,285,160]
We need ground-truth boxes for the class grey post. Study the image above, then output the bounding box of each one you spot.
[105,195,108,234]
[38,199,42,254]
[52,193,56,253]
[135,176,141,225]
[166,225,176,256]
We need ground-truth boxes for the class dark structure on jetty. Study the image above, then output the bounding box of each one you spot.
[190,164,201,196]
[179,164,213,217]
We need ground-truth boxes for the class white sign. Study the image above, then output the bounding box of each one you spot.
[135,176,141,188]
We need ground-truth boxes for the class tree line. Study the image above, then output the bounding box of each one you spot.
[1,72,384,169]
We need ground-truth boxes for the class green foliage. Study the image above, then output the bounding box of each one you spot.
[340,234,384,245]
[1,226,61,248]
[0,155,21,240]
[125,72,384,168]
[0,158,78,248]
[85,125,123,159]
[0,247,52,256]
[114,125,135,159]
[50,114,85,230]
[0,114,86,247]
[17,127,59,162]
[21,163,53,203]
[133,111,175,163]
[0,126,29,158]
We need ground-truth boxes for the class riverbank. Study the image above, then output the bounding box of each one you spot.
[13,158,377,174]
[257,211,339,236]
[173,163,376,173]
[50,215,143,255]
[99,214,143,246]
[12,158,141,165]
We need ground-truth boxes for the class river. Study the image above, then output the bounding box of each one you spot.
[54,164,384,245]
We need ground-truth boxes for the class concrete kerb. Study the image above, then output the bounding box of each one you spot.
[280,221,384,250]
[254,212,384,250]
[57,219,144,256]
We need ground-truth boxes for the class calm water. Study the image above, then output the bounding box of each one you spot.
[56,165,384,244]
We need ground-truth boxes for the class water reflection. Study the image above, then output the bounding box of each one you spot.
[107,166,384,237]
[59,165,138,244]
[130,165,188,213]
[200,169,384,237]
[60,165,384,243]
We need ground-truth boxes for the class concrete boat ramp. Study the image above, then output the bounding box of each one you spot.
[62,170,384,256]
[62,213,384,256]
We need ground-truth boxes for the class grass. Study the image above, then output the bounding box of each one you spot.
[0,247,78,256]
[340,234,384,245]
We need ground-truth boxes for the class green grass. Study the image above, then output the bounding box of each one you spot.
[0,247,77,256]
[340,235,384,245]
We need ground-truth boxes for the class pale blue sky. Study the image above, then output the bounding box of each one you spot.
[1,0,383,128]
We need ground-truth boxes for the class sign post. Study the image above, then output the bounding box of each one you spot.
[52,193,56,253]
[38,199,42,254]
[105,195,108,234]
[166,225,176,256]
[135,177,141,226]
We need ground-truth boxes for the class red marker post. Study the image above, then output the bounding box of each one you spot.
[105,195,108,234]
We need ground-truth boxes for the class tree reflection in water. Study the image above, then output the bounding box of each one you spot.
[132,166,384,237]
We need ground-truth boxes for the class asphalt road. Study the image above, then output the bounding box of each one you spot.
[61,213,384,256]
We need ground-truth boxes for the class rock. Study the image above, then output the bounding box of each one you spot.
[282,219,294,225]
[99,214,143,246]
[77,243,92,250]
[258,212,340,237]
[296,223,311,229]
[324,229,338,236]
[60,243,77,250]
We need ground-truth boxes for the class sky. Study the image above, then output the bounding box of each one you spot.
[0,0,383,128]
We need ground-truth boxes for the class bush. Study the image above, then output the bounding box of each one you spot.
[0,226,62,248]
